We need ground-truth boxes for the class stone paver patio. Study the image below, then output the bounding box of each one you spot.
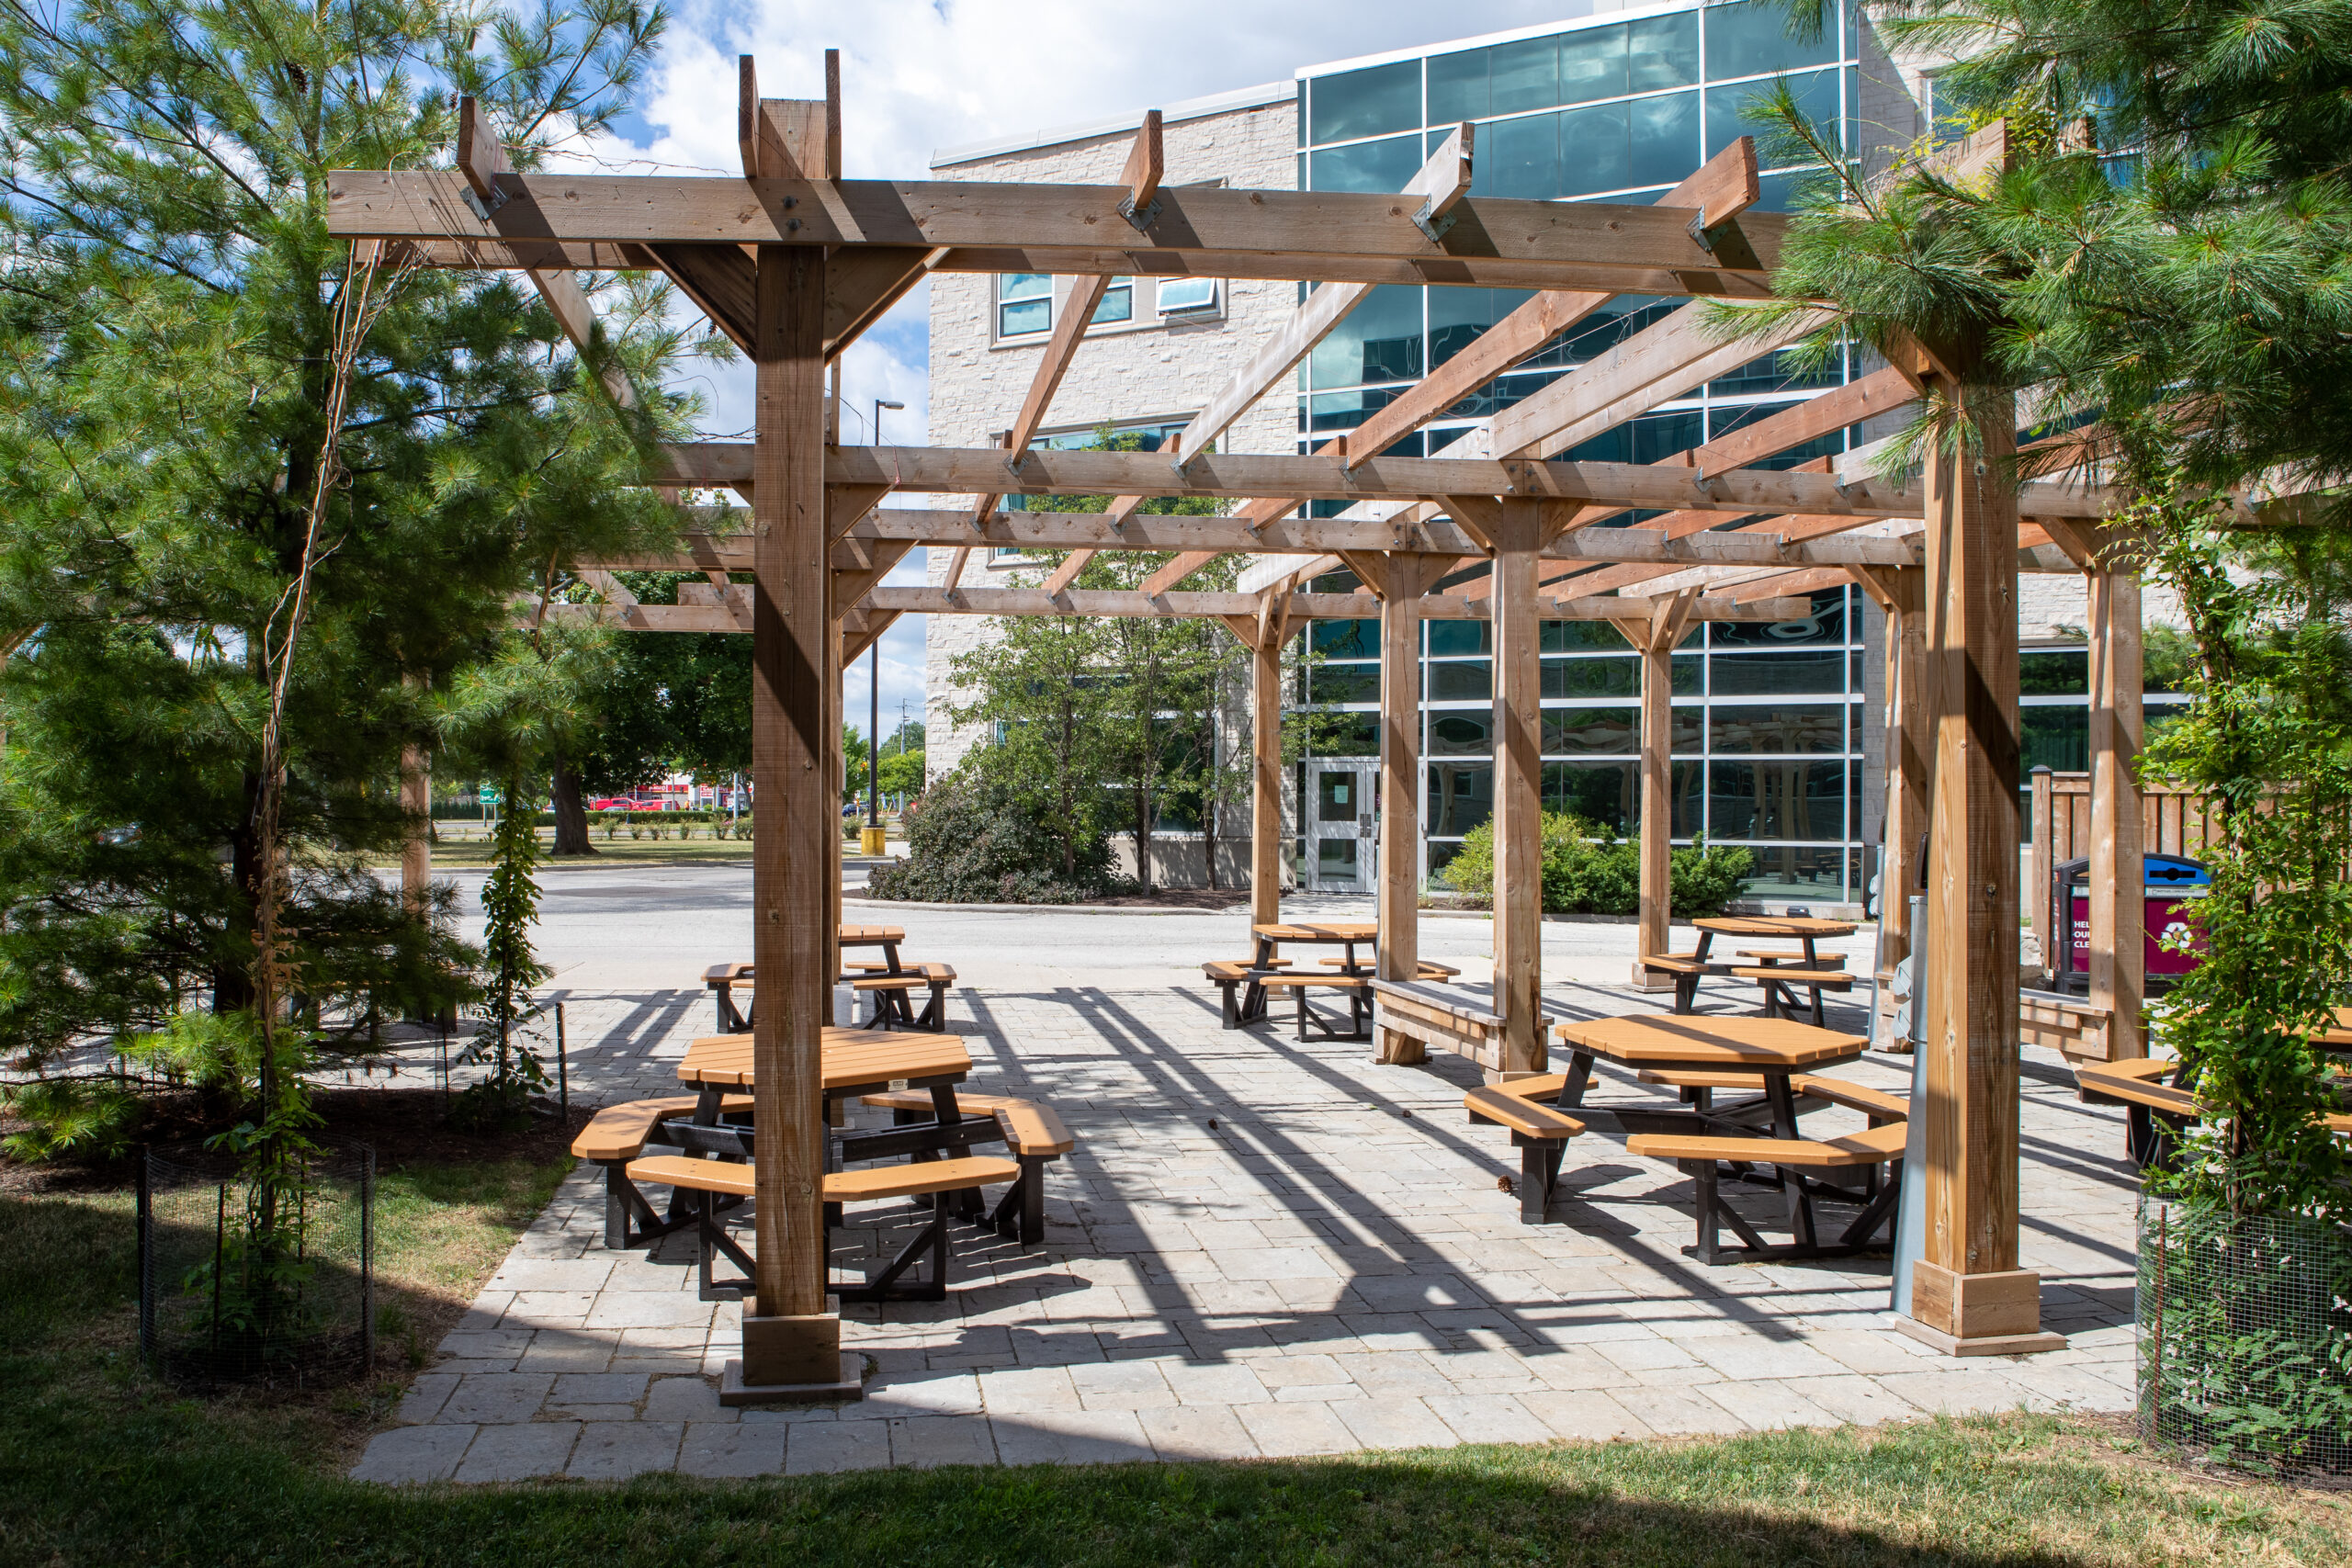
[353,879,2141,1483]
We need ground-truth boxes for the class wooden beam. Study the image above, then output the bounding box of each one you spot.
[654,243,757,351]
[740,51,841,181]
[1620,590,1699,986]
[652,443,2125,519]
[1250,613,1287,928]
[1491,503,1545,1076]
[1879,568,1928,1034]
[458,97,637,410]
[1374,555,1430,1031]
[2086,566,2144,1059]
[1036,548,1093,594]
[1170,125,1477,465]
[823,245,939,358]
[1912,378,2039,1348]
[326,172,1789,289]
[1120,109,1164,228]
[1139,549,1218,595]
[742,243,839,1386]
[841,606,900,665]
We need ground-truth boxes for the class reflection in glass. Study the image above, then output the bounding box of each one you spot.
[1490,34,1561,114]
[1428,48,1487,122]
[1559,102,1632,197]
[2021,705,2089,773]
[1484,111,1561,200]
[1630,93,1701,188]
[1703,0,1838,77]
[1628,10,1699,89]
[1705,68,1840,160]
[1543,761,1636,833]
[2019,649,2088,694]
[1709,703,1845,754]
[1430,713,1492,756]
[1310,619,1375,659]
[1709,588,1845,648]
[1308,284,1423,388]
[1707,760,1845,840]
[1543,706,1637,755]
[1310,60,1420,144]
[1427,620,1491,657]
[1428,763,1494,836]
[1708,649,1845,695]
[1308,663,1378,705]
[1317,771,1360,823]
[1558,23,1627,102]
[1310,136,1425,194]
[1429,660,1491,702]
[1544,656,1638,699]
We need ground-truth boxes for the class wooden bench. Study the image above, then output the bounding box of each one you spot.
[625,1152,1020,1303]
[851,962,956,1032]
[1627,1122,1905,1264]
[1731,965,1853,1026]
[1258,972,1371,1041]
[1734,949,1845,970]
[1372,978,1554,1071]
[1319,956,1458,979]
[1464,1077,1587,1223]
[571,1095,752,1248]
[859,1089,1075,1244]
[1635,1069,1907,1124]
[702,962,752,1032]
[1202,960,1281,1029]
[1636,953,1706,1013]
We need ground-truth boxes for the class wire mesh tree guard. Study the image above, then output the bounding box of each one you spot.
[2138,1199,2352,1475]
[136,1140,374,1389]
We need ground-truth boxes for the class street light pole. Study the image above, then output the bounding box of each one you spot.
[863,398,904,857]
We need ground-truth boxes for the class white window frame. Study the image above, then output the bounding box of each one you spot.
[1155,276,1220,316]
[996,273,1054,339]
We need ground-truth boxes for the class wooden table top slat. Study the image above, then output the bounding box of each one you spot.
[676,1026,967,1091]
[1251,921,1376,942]
[1555,1013,1866,1070]
[1690,916,1857,939]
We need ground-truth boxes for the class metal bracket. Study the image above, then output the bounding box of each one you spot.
[459,183,509,223]
[1117,194,1163,232]
[1684,206,1713,251]
[1412,199,1456,246]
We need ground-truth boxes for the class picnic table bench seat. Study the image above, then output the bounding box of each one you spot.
[1256,971,1371,1041]
[1628,1122,1905,1264]
[1636,953,1707,1012]
[859,1089,1074,1243]
[571,1094,753,1249]
[1731,965,1853,1026]
[1734,948,1845,969]
[1464,1078,1587,1223]
[625,1152,1021,1304]
[1636,1068,1907,1124]
[851,961,956,1032]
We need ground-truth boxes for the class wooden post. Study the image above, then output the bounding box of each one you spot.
[1374,554,1426,1064]
[1489,502,1545,1076]
[1879,569,1928,1031]
[741,243,843,1392]
[1250,619,1286,929]
[1908,380,2055,1353]
[2087,567,2145,1058]
[1618,593,1695,987]
[2028,765,2054,981]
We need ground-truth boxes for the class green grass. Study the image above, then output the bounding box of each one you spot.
[3,1178,2346,1566]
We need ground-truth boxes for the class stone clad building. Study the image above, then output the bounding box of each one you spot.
[922,1,2177,910]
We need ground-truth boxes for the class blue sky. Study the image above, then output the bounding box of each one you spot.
[594,1,1603,749]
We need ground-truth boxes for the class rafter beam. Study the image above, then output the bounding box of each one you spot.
[326,174,1789,295]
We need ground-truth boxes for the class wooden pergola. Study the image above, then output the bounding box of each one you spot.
[334,67,2154,1382]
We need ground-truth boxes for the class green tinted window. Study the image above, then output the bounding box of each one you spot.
[1308,664,1378,705]
[1427,762,1493,836]
[1705,68,1838,160]
[1708,759,1845,840]
[1558,24,1627,103]
[1629,92,1701,188]
[1427,620,1491,656]
[1482,110,1561,200]
[1558,101,1631,196]
[1703,0,1838,78]
[1427,48,1487,122]
[1430,660,1491,702]
[1709,650,1844,695]
[1489,34,1561,115]
[2022,705,2088,772]
[1308,284,1423,387]
[1544,620,1633,652]
[1543,761,1638,834]
[1628,11,1699,89]
[1310,61,1420,144]
[1310,134,1425,194]
[1310,619,1376,659]
[1711,588,1845,649]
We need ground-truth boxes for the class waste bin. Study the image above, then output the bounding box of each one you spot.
[2049,852,2209,996]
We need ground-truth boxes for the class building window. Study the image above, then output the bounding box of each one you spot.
[1156,276,1219,315]
[998,274,1052,337]
[1092,277,1134,325]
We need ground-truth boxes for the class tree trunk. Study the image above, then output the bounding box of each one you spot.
[1201,717,1220,891]
[1133,784,1154,895]
[214,771,261,1014]
[549,749,596,856]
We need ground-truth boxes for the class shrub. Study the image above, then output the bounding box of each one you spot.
[1441,812,1753,918]
[865,768,1121,905]
[1,1077,141,1161]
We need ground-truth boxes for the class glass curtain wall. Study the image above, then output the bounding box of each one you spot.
[1292,0,1870,902]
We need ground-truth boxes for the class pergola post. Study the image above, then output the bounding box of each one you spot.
[1250,615,1287,928]
[1908,380,2058,1354]
[1489,502,1545,1076]
[1619,592,1697,987]
[739,243,847,1394]
[1877,568,1928,1036]
[1374,554,1426,1064]
[2086,567,2144,1059]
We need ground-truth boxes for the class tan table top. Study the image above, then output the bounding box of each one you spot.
[1253,921,1377,942]
[1690,916,1858,939]
[1555,1013,1868,1072]
[677,1027,969,1093]
[839,926,908,947]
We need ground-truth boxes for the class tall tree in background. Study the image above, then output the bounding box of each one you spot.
[0,1,699,1114]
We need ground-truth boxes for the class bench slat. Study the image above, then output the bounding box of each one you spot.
[1732,966,1852,986]
[1464,1085,1585,1141]
[859,1089,1076,1156]
[1639,954,1705,974]
[1628,1122,1905,1169]
[825,1156,1021,1201]
[573,1095,753,1162]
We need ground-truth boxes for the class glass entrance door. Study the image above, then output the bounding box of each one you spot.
[1306,762,1378,892]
